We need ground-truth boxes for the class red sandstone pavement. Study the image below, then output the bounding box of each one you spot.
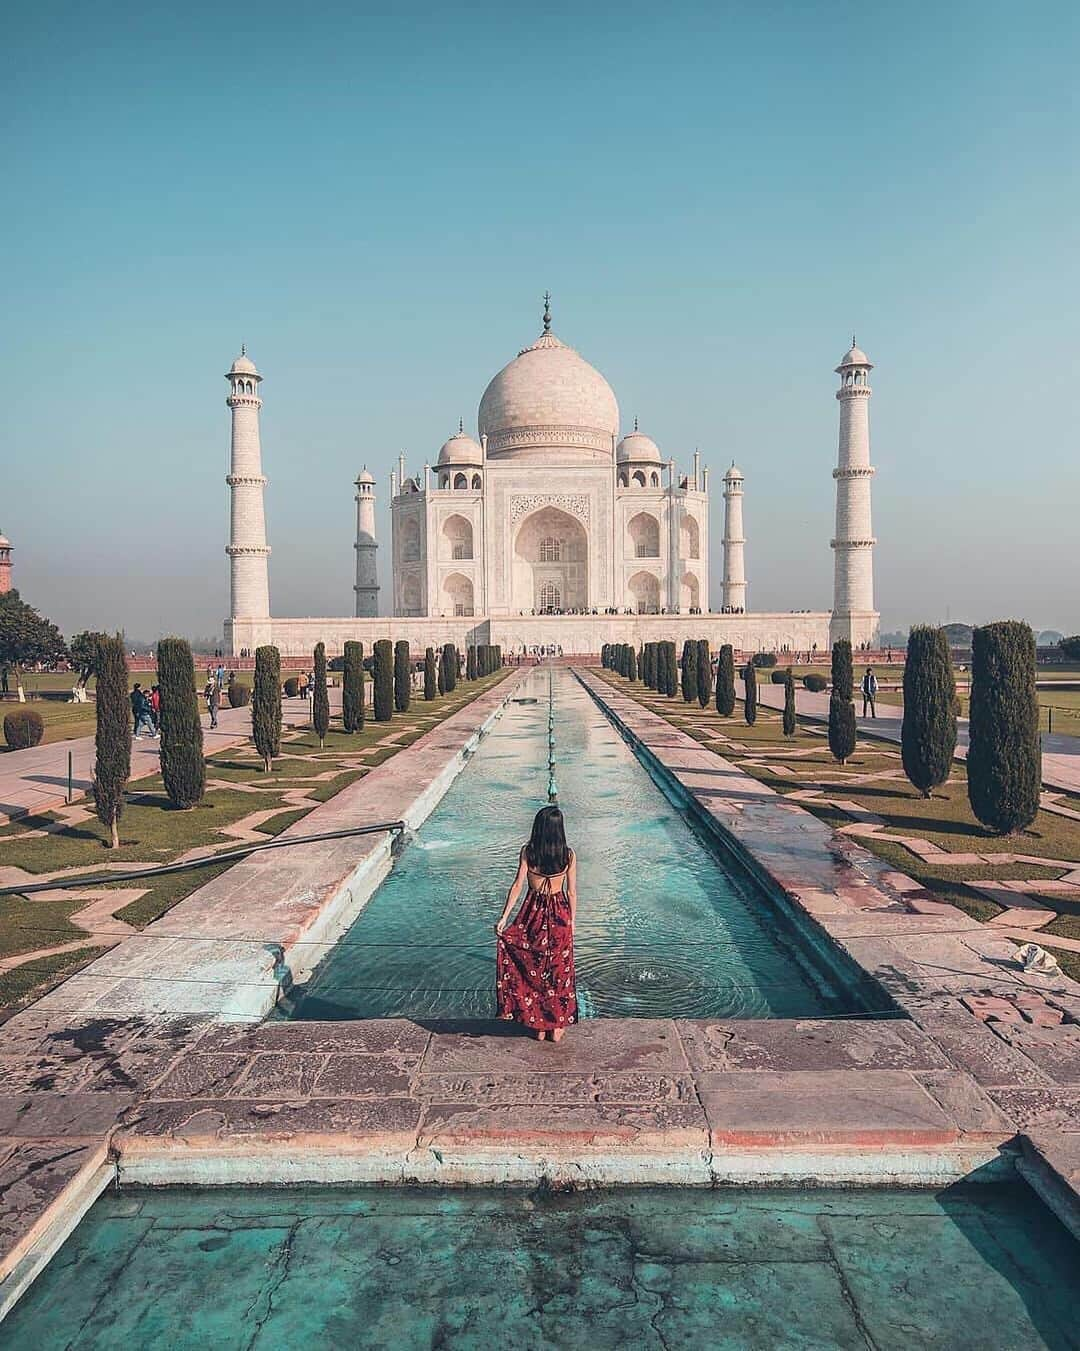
[0,697,321,824]
[1,668,1080,1321]
[756,681,1080,795]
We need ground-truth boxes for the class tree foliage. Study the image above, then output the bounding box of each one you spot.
[70,631,109,686]
[253,645,282,772]
[394,640,411,713]
[828,639,856,765]
[0,590,67,674]
[157,637,205,808]
[716,644,735,716]
[743,661,757,725]
[782,669,796,738]
[901,626,956,797]
[627,644,637,681]
[1059,636,1080,662]
[424,647,437,700]
[373,639,394,721]
[681,639,698,703]
[968,621,1041,834]
[342,641,365,732]
[697,639,712,708]
[312,642,330,747]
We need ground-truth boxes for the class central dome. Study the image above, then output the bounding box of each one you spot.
[478,325,619,463]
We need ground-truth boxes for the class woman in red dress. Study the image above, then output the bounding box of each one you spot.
[494,806,577,1042]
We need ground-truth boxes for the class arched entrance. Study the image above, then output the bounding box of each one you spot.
[442,572,474,616]
[512,506,588,613]
[628,570,660,614]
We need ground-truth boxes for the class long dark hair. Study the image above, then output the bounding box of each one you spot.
[525,805,570,877]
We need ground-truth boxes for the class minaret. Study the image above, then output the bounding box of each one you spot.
[0,531,12,595]
[830,338,877,645]
[225,348,270,620]
[354,468,379,617]
[721,464,746,611]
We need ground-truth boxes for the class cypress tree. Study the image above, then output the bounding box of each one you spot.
[494,645,501,669]
[447,643,459,691]
[782,668,796,738]
[467,645,476,680]
[968,620,1041,834]
[601,643,609,669]
[627,645,637,681]
[342,641,365,732]
[437,645,446,694]
[157,637,205,808]
[312,642,330,748]
[665,641,678,697]
[394,639,411,713]
[642,642,654,689]
[92,634,130,848]
[697,639,712,709]
[681,640,698,702]
[743,661,757,726]
[373,639,394,721]
[901,625,956,797]
[252,644,282,771]
[716,644,736,716]
[828,639,856,765]
[424,646,437,700]
[655,643,666,694]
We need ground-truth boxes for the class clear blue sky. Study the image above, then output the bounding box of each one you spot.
[3,0,1077,641]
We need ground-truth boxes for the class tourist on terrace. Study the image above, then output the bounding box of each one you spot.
[494,805,577,1042]
[861,667,878,718]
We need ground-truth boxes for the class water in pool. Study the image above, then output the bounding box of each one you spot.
[283,670,862,1021]
[5,1184,1077,1349]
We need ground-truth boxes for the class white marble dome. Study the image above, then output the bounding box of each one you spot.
[229,349,259,376]
[617,429,662,463]
[438,429,483,465]
[837,343,871,369]
[478,328,619,462]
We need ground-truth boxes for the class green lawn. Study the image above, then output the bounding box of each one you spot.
[0,670,512,1008]
[599,668,1080,973]
[874,686,1080,737]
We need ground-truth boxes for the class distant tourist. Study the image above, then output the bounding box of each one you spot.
[204,677,219,729]
[149,684,162,729]
[861,667,878,718]
[131,683,157,739]
[0,665,8,695]
[494,806,577,1043]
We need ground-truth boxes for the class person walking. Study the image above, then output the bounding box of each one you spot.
[205,676,219,729]
[861,666,878,719]
[131,683,157,739]
[494,806,577,1042]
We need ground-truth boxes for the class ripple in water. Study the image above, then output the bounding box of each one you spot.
[285,672,853,1021]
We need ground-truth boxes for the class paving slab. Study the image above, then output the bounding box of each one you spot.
[675,1018,949,1074]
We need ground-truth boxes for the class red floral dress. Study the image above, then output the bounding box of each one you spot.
[496,866,577,1031]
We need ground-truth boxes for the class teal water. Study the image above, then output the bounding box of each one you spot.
[5,1184,1077,1349]
[284,671,859,1021]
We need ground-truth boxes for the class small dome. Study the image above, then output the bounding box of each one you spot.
[228,348,259,376]
[355,468,375,484]
[438,430,483,466]
[0,533,9,547]
[617,429,662,463]
[723,462,744,481]
[837,342,871,370]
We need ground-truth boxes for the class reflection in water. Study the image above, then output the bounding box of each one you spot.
[285,671,855,1021]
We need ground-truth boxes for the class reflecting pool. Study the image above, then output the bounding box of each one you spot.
[284,670,868,1020]
[5,1184,1076,1349]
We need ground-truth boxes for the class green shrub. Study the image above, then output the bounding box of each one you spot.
[283,676,299,698]
[3,709,44,749]
[627,645,637,681]
[782,669,796,738]
[770,670,788,684]
[751,652,777,668]
[681,639,698,703]
[228,681,250,708]
[312,642,330,747]
[716,644,735,716]
[373,639,394,721]
[157,638,205,808]
[342,641,365,732]
[804,674,827,692]
[743,662,757,725]
[697,639,712,708]
[828,640,856,765]
[253,645,282,771]
[967,621,1040,833]
[92,634,129,847]
[424,647,437,700]
[394,640,411,713]
[901,626,956,798]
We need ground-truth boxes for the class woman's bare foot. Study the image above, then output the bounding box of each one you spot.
[551,1027,565,1044]
[536,1030,548,1041]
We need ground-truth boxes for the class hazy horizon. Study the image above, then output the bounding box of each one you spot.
[4,1,1078,641]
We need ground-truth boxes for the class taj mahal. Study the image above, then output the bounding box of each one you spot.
[224,300,879,657]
